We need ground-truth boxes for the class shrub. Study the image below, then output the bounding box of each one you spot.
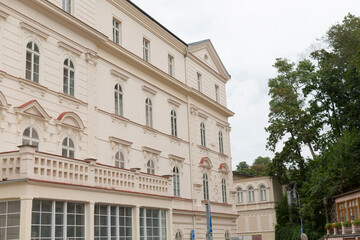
[343,221,351,227]
[333,222,342,229]
[325,223,333,230]
[353,219,360,226]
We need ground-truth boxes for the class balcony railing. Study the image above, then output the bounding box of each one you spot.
[326,221,360,236]
[0,145,172,197]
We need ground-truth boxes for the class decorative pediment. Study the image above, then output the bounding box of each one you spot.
[56,112,85,130]
[14,100,51,120]
[20,22,49,40]
[167,98,180,108]
[199,157,212,169]
[218,163,230,174]
[188,39,230,81]
[109,136,132,154]
[110,69,129,82]
[58,41,82,57]
[168,154,185,163]
[142,85,157,96]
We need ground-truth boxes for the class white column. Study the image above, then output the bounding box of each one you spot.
[87,201,95,240]
[168,209,173,239]
[19,197,33,240]
[134,206,140,239]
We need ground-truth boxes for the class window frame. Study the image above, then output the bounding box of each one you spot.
[145,98,153,127]
[248,187,255,202]
[62,137,75,158]
[218,130,224,153]
[22,127,40,150]
[260,185,267,201]
[168,54,174,76]
[140,208,167,240]
[25,41,40,83]
[0,200,20,240]
[222,178,227,203]
[200,122,206,147]
[143,38,150,62]
[62,0,72,14]
[173,166,180,197]
[197,73,202,92]
[171,110,177,137]
[63,58,75,96]
[237,187,243,203]
[115,151,125,168]
[215,85,219,102]
[147,159,155,174]
[203,173,209,200]
[112,18,121,45]
[114,83,123,116]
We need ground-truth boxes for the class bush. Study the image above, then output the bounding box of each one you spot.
[325,223,332,230]
[333,222,341,229]
[353,219,360,226]
[343,221,351,227]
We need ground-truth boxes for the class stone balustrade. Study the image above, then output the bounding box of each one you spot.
[326,222,360,236]
[0,145,172,197]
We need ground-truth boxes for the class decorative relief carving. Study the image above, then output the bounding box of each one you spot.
[57,93,84,109]
[109,136,132,154]
[190,104,198,116]
[19,79,47,97]
[142,146,161,164]
[85,50,97,66]
[111,114,129,127]
[143,126,156,137]
[169,136,180,145]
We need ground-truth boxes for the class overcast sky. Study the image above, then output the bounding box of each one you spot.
[132,0,360,169]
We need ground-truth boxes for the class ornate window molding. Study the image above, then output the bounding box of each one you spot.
[58,41,82,57]
[199,157,212,169]
[110,69,128,82]
[109,136,132,154]
[142,85,157,96]
[20,22,49,40]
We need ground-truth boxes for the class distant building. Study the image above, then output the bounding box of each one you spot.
[0,0,237,239]
[233,173,283,240]
[325,189,360,240]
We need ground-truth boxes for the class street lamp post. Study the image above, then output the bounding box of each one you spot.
[323,196,329,223]
[291,189,306,237]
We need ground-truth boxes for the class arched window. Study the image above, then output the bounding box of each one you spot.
[114,84,123,116]
[25,41,40,82]
[237,187,243,203]
[22,127,39,150]
[200,122,206,147]
[203,173,209,200]
[63,59,75,96]
[218,130,224,153]
[173,166,180,196]
[115,151,125,168]
[145,98,153,127]
[147,159,155,174]
[260,185,267,201]
[62,0,71,13]
[175,230,182,240]
[225,230,230,240]
[222,178,227,203]
[248,187,255,202]
[62,137,75,158]
[171,110,177,137]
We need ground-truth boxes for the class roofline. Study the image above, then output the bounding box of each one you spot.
[126,0,188,46]
[332,189,360,199]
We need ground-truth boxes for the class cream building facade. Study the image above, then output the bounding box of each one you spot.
[233,173,283,240]
[0,0,237,239]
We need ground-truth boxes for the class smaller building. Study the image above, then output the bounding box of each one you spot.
[325,189,360,240]
[232,172,282,240]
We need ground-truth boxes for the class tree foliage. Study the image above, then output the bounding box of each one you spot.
[235,156,271,176]
[267,14,360,239]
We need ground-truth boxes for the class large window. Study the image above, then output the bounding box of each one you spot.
[147,159,155,174]
[31,200,85,240]
[63,59,75,96]
[338,202,347,222]
[145,98,153,127]
[115,151,125,168]
[62,137,75,158]
[260,185,267,201]
[114,84,123,116]
[237,187,243,203]
[173,166,180,197]
[22,127,39,150]
[248,187,255,202]
[203,173,209,200]
[218,130,224,153]
[25,41,40,83]
[143,38,150,62]
[222,178,227,203]
[168,55,174,76]
[62,0,72,13]
[112,19,121,44]
[348,199,358,220]
[140,208,167,240]
[0,201,20,240]
[94,204,132,240]
[200,122,206,147]
[171,110,177,137]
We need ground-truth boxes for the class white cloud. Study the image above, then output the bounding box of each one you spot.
[132,0,360,169]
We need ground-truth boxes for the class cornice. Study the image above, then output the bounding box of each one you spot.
[20,21,49,40]
[107,0,186,54]
[142,85,157,96]
[109,136,133,147]
[110,69,129,81]
[142,146,161,155]
[0,9,9,20]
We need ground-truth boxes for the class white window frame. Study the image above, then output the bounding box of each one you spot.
[200,122,206,147]
[115,151,125,168]
[215,85,219,102]
[171,110,177,137]
[175,230,182,240]
[197,73,202,92]
[112,18,121,44]
[168,54,174,76]
[94,204,132,240]
[173,166,180,197]
[145,98,153,127]
[218,130,224,153]
[260,185,267,201]
[222,178,227,203]
[22,127,39,150]
[237,187,243,203]
[147,159,155,174]
[248,187,255,202]
[31,199,85,240]
[25,41,40,83]
[114,84,123,116]
[62,0,72,13]
[140,208,167,240]
[203,173,209,200]
[0,200,20,240]
[62,137,75,158]
[63,58,75,96]
[143,38,150,62]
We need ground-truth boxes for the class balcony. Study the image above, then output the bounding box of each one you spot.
[325,221,360,239]
[0,145,172,197]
